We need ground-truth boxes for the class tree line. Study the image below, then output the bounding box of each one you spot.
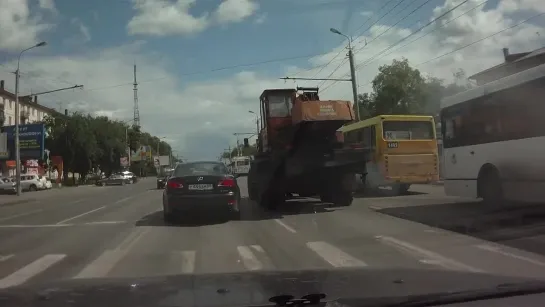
[44,112,173,181]
[357,58,473,118]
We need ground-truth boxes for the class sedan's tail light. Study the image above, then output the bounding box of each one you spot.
[218,178,236,187]
[167,178,184,189]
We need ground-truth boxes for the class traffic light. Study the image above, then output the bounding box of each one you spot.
[243,138,249,147]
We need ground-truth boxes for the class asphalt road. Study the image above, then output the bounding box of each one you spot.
[1,177,545,289]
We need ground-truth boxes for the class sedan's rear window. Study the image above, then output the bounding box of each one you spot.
[174,162,228,177]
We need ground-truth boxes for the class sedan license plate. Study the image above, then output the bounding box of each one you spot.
[188,184,213,190]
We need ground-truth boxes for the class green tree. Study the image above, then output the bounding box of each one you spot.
[91,116,126,176]
[44,113,97,184]
[45,112,173,182]
[371,58,427,115]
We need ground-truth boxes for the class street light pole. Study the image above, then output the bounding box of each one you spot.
[330,28,360,121]
[248,111,259,137]
[14,41,46,196]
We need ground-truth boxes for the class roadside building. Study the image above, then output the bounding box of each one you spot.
[0,80,56,176]
[469,47,545,85]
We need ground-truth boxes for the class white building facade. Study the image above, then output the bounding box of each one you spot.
[0,80,54,125]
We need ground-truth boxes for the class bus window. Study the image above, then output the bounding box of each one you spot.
[236,160,250,166]
[383,121,434,140]
[362,126,376,148]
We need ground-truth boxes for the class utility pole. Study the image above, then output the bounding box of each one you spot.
[14,41,47,196]
[248,111,259,137]
[347,45,359,121]
[281,28,361,121]
[133,64,140,127]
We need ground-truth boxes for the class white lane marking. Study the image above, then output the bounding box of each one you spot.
[115,196,133,204]
[250,245,265,253]
[176,251,196,274]
[0,209,44,222]
[0,255,14,262]
[73,250,121,279]
[83,221,126,225]
[306,241,367,268]
[475,244,545,267]
[274,219,297,233]
[0,224,73,228]
[237,246,263,271]
[0,254,66,289]
[74,227,150,279]
[56,206,106,225]
[375,235,483,272]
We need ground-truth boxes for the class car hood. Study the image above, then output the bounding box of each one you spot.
[0,268,542,307]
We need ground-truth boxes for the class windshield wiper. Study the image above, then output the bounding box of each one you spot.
[268,293,326,307]
[386,281,545,307]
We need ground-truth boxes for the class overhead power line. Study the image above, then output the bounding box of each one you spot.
[352,0,434,55]
[321,0,499,93]
[290,0,410,79]
[320,0,433,91]
[354,0,477,70]
[354,11,545,89]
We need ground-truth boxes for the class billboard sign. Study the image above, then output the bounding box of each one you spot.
[131,145,152,162]
[0,132,8,159]
[2,123,45,159]
[153,155,170,167]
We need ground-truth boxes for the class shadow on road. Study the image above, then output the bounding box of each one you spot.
[136,210,231,227]
[239,197,341,221]
[353,189,426,198]
[135,197,340,228]
[373,201,545,255]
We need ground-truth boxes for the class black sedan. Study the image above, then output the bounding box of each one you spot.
[96,174,131,186]
[157,169,173,189]
[162,161,240,222]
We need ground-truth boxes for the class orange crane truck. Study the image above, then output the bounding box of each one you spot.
[246,87,368,210]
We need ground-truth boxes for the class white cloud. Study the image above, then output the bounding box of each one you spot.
[214,0,259,24]
[127,0,209,36]
[1,0,544,160]
[254,13,267,24]
[38,0,57,13]
[302,0,545,96]
[63,18,91,45]
[74,18,91,42]
[127,0,259,36]
[0,0,53,51]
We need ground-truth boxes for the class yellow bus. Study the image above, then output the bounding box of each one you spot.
[338,115,439,195]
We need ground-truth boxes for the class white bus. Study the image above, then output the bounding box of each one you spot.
[230,156,251,175]
[440,63,545,205]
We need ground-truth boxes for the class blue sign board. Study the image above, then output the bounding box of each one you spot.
[2,123,45,160]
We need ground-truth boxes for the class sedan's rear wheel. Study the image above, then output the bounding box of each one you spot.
[230,210,241,221]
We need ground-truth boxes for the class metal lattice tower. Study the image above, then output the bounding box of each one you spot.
[133,64,140,127]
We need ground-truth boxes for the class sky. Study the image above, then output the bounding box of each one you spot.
[0,0,544,161]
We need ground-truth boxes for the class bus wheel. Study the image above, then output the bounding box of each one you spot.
[479,168,504,207]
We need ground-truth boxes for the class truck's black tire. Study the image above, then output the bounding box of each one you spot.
[334,191,353,206]
[327,172,355,207]
[260,190,285,210]
[478,167,505,208]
